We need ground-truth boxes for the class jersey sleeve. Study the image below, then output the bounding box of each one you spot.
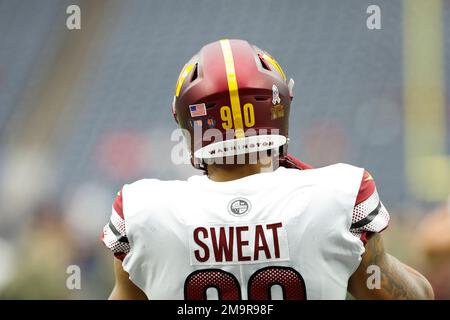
[350,170,390,244]
[101,190,130,261]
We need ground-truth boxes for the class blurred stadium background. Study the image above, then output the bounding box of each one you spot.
[0,0,449,299]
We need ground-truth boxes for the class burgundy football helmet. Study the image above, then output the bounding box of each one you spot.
[172,39,295,170]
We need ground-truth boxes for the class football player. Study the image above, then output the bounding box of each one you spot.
[102,39,433,300]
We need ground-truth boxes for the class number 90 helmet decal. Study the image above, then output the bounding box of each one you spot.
[172,39,295,170]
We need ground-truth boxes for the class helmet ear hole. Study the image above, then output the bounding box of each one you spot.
[190,63,198,82]
[258,54,271,71]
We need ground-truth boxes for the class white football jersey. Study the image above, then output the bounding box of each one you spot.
[102,163,390,300]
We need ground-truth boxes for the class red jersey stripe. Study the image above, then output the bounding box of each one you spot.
[355,171,376,206]
[113,191,124,219]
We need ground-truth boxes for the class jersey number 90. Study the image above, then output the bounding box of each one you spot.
[184,266,306,300]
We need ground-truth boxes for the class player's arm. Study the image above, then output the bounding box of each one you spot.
[348,233,434,300]
[109,258,147,300]
[102,190,148,300]
[347,170,433,299]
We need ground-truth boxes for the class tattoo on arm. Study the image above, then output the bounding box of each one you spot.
[362,233,431,299]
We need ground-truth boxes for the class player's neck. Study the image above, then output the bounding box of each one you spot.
[207,157,274,182]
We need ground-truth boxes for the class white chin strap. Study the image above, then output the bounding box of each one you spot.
[193,134,287,159]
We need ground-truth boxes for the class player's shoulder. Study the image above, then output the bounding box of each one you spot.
[304,164,387,238]
[316,163,377,200]
[284,162,376,201]
[280,155,365,181]
[283,162,364,184]
[316,163,362,174]
[312,163,384,215]
[119,178,188,214]
[124,177,186,191]
[122,177,190,198]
